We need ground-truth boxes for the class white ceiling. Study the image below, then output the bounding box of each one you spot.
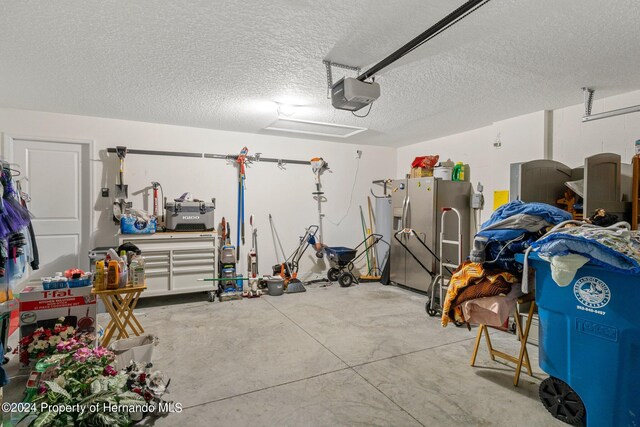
[1,0,639,147]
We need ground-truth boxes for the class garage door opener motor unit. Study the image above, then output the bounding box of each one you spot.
[331,77,380,112]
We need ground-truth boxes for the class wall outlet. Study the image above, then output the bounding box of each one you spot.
[101,188,109,197]
[356,150,363,159]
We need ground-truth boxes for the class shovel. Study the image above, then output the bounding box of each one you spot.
[114,146,128,199]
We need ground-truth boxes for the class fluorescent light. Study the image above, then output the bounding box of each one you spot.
[276,103,297,117]
[264,118,367,138]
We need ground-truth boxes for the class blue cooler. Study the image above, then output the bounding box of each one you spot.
[526,252,640,426]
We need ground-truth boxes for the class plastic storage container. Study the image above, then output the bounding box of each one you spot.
[526,252,640,426]
[433,165,453,180]
[120,215,157,234]
[220,246,236,265]
[42,275,68,290]
[265,278,284,296]
[68,275,92,288]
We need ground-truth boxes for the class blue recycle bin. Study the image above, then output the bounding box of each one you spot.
[526,252,640,426]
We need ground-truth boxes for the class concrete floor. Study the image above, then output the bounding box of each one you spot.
[3,283,562,426]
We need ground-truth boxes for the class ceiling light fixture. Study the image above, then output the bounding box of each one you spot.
[275,102,298,117]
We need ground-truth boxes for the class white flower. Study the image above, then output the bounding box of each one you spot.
[27,344,35,353]
[48,336,61,345]
[57,317,65,322]
[60,330,69,339]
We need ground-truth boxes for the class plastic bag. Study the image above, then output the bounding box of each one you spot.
[411,155,439,169]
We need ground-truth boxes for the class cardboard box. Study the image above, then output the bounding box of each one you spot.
[17,286,97,339]
[410,167,433,178]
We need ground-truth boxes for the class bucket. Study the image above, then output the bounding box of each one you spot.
[434,166,453,180]
[266,278,284,296]
[108,335,158,369]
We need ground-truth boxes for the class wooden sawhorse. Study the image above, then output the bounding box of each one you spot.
[93,285,146,347]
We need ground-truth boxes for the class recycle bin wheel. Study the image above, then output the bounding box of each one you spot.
[338,273,354,287]
[327,268,340,282]
[207,291,216,302]
[539,377,586,425]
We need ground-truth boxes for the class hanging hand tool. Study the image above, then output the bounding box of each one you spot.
[114,146,128,199]
[310,157,330,251]
[236,147,248,260]
[113,146,129,221]
[221,217,227,243]
[151,181,164,224]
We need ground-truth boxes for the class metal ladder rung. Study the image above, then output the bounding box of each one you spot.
[442,240,460,245]
[442,263,458,269]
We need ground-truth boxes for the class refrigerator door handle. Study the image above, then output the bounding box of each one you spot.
[400,196,408,229]
[403,197,411,230]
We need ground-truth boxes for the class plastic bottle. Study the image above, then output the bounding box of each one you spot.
[107,260,120,290]
[118,250,128,288]
[453,162,465,181]
[95,261,105,290]
[131,256,145,286]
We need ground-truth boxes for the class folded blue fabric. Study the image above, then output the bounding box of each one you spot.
[481,200,572,231]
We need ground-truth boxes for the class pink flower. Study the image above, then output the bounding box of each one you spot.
[38,384,47,394]
[92,347,110,358]
[103,365,118,377]
[72,347,92,363]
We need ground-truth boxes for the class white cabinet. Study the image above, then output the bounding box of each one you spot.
[118,232,218,298]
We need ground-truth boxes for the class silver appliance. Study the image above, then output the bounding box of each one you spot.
[390,177,471,293]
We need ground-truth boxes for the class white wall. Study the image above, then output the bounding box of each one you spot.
[396,111,547,222]
[0,108,396,278]
[397,89,640,225]
[553,90,640,167]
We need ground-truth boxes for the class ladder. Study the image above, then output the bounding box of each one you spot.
[427,207,463,317]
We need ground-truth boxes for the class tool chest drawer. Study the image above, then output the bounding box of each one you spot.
[119,232,218,297]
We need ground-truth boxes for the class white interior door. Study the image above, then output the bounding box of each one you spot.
[11,138,91,282]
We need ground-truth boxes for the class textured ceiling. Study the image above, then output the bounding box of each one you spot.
[1,0,640,147]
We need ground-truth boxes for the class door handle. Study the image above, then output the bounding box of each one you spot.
[403,197,411,230]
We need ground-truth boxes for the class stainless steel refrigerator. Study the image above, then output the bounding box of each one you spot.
[390,177,471,293]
